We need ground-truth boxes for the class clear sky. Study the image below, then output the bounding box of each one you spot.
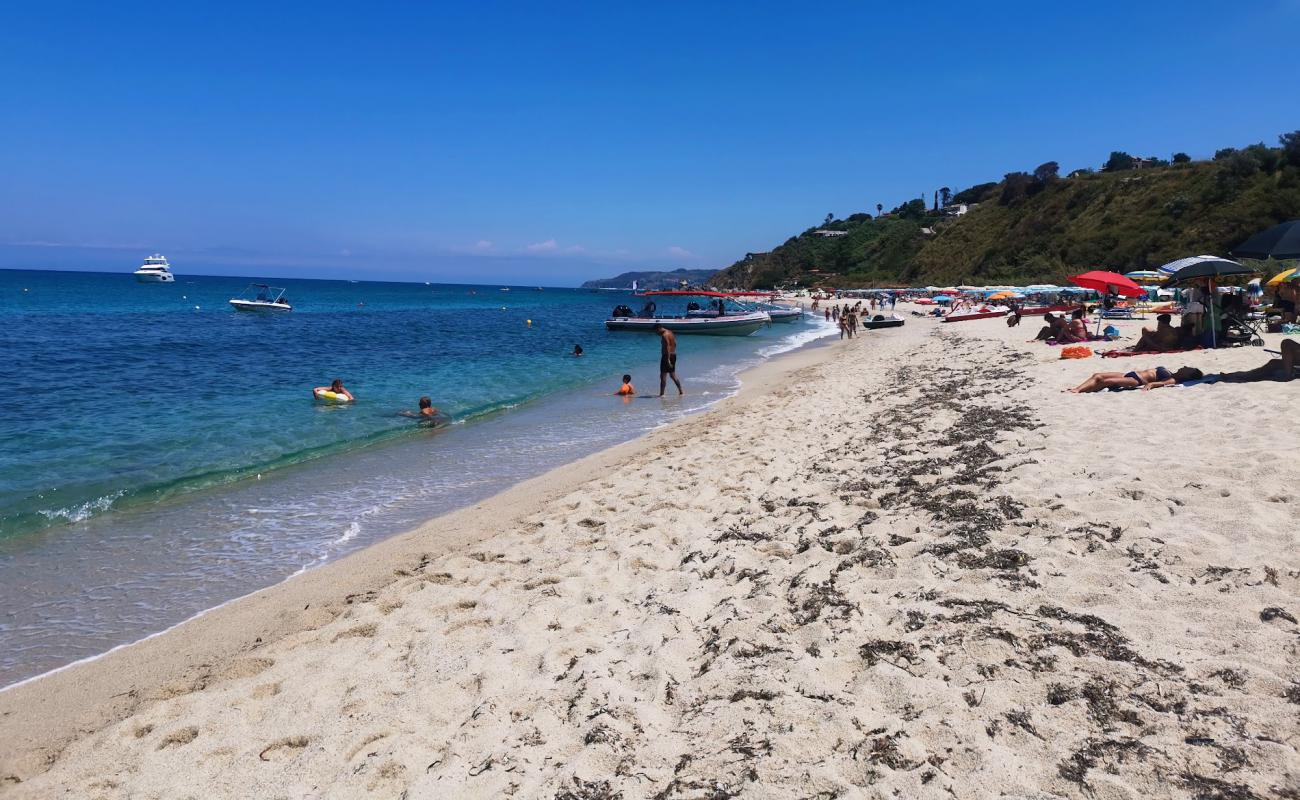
[2,1,1297,285]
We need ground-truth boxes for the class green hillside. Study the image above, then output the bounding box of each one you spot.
[712,134,1300,289]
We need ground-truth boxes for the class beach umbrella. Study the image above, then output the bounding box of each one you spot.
[1161,257,1259,349]
[1069,271,1144,337]
[1266,267,1300,286]
[1156,255,1255,282]
[1161,256,1258,285]
[1069,270,1145,297]
[1230,219,1300,260]
[1124,270,1165,283]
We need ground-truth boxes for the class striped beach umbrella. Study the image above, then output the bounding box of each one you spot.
[1124,270,1165,283]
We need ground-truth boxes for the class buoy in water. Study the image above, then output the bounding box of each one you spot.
[526,319,532,326]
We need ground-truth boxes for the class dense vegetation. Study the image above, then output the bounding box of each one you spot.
[712,132,1300,288]
[580,268,717,290]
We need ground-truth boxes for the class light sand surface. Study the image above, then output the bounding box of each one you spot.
[3,306,1299,798]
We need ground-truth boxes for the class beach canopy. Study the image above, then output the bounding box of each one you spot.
[1068,270,1145,297]
[1161,256,1258,285]
[1266,267,1300,286]
[1023,284,1058,292]
[988,290,1022,300]
[1230,219,1300,260]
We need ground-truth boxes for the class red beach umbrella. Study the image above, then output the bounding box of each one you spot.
[1068,270,1145,297]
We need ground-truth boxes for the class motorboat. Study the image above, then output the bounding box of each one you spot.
[134,254,174,283]
[862,313,905,329]
[229,283,292,312]
[1017,303,1076,316]
[942,305,1008,323]
[724,292,804,323]
[605,291,769,336]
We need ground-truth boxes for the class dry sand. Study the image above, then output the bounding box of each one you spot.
[2,305,1298,799]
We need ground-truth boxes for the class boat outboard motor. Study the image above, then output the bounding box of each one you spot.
[686,302,700,311]
[638,301,657,317]
[612,304,633,317]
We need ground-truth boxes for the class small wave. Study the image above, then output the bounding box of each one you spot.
[36,490,126,525]
[758,318,838,359]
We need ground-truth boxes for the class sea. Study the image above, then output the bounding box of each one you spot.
[0,269,834,688]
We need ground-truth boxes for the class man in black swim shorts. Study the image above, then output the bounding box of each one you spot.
[654,324,683,396]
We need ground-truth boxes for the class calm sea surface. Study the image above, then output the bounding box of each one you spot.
[0,269,832,686]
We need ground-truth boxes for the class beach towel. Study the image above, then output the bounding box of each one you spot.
[1096,346,1204,359]
[1059,346,1092,359]
[1045,335,1110,346]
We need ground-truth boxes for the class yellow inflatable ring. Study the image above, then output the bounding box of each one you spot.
[313,388,353,403]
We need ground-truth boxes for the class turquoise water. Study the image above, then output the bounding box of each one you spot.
[0,269,832,686]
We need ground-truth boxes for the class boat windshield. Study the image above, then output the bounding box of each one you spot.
[235,284,287,303]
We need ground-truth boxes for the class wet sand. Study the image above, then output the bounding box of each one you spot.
[2,305,1297,798]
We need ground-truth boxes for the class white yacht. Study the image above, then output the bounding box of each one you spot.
[134,254,175,283]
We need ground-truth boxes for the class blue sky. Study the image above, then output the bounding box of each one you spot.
[2,1,1297,285]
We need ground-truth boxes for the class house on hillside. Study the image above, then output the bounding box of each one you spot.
[942,203,970,217]
[813,229,848,237]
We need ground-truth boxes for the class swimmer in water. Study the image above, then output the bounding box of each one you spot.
[616,374,635,396]
[573,344,584,357]
[400,396,441,423]
[322,379,354,401]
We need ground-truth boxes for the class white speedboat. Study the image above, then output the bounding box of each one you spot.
[134,254,174,283]
[229,283,292,312]
[605,291,769,336]
[724,292,803,323]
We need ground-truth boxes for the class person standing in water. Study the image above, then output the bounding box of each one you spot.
[653,324,683,396]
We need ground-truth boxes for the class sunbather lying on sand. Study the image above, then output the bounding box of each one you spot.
[1216,339,1300,383]
[1067,366,1203,393]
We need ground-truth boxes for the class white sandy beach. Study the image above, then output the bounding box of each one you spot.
[2,306,1298,798]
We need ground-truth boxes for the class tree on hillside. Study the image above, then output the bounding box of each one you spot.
[1244,142,1280,173]
[1282,131,1300,167]
[999,172,1036,205]
[952,182,999,204]
[876,203,883,216]
[1214,147,1238,161]
[933,190,939,211]
[1033,161,1060,183]
[824,213,834,226]
[895,199,927,219]
[1104,151,1135,171]
[940,187,952,206]
[1172,152,1191,163]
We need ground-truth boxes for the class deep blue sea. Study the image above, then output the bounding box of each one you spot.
[0,268,832,686]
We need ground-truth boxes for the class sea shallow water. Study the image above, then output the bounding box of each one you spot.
[0,269,834,687]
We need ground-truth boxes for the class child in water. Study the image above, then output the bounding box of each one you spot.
[616,375,635,396]
[400,396,441,423]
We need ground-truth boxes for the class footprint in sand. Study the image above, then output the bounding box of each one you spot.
[156,726,199,750]
[258,735,310,761]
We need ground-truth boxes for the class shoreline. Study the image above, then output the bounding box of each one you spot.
[5,306,1295,797]
[0,321,848,780]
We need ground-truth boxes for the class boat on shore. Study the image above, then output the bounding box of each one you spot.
[942,306,1008,323]
[229,284,292,312]
[862,313,905,329]
[605,291,769,336]
[133,254,174,283]
[724,292,803,323]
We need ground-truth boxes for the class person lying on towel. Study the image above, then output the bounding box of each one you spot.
[1067,366,1203,393]
[1217,339,1300,383]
